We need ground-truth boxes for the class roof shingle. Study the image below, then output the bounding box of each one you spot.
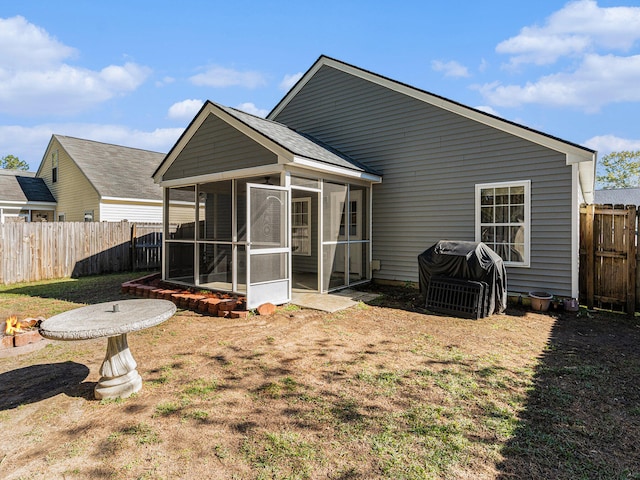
[55,135,165,200]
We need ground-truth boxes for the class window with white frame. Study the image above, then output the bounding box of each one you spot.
[291,197,311,256]
[52,150,58,183]
[475,180,530,266]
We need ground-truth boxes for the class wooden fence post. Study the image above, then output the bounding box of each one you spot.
[585,204,595,309]
[627,205,637,314]
[131,223,137,271]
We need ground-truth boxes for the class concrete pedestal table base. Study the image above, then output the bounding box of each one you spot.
[39,299,176,400]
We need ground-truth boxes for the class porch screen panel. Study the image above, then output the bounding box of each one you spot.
[167,186,196,240]
[323,243,347,290]
[323,182,347,242]
[167,243,194,283]
[250,188,287,249]
[250,253,288,284]
[199,243,232,284]
[198,181,232,241]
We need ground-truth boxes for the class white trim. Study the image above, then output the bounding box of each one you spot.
[475,180,531,267]
[0,200,56,207]
[101,196,162,205]
[571,164,580,299]
[292,156,382,183]
[159,164,286,188]
[578,158,596,204]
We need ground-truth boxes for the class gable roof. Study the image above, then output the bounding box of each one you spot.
[40,135,165,201]
[595,188,640,206]
[269,55,597,202]
[153,101,381,182]
[0,169,56,203]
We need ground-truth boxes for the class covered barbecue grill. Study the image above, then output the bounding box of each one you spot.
[418,241,507,318]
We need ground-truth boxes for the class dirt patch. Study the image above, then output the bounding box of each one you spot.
[0,277,639,479]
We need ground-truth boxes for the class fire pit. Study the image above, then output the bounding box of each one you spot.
[39,299,176,400]
[2,316,45,351]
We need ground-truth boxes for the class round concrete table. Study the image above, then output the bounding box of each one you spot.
[39,299,176,400]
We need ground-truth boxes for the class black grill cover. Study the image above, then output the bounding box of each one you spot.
[418,241,507,315]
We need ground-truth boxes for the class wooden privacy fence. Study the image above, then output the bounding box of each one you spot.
[579,204,637,313]
[0,222,162,285]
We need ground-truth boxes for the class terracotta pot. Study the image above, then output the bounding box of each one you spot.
[529,292,553,312]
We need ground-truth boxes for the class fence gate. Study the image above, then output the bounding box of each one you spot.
[131,223,163,271]
[580,204,637,313]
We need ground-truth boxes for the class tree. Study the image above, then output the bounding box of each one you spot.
[1,154,29,171]
[596,150,640,189]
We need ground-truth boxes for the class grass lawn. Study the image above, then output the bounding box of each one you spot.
[1,272,639,479]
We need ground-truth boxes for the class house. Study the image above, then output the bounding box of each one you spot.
[594,188,640,206]
[0,169,56,223]
[37,135,165,222]
[153,55,596,308]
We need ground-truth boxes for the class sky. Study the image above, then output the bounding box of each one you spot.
[1,0,640,182]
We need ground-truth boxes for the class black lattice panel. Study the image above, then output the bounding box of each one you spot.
[426,276,489,319]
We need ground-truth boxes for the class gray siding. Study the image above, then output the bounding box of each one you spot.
[273,65,575,296]
[163,114,277,181]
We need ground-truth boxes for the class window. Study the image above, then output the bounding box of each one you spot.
[52,150,58,183]
[58,213,65,222]
[292,197,311,256]
[84,210,94,222]
[475,180,530,266]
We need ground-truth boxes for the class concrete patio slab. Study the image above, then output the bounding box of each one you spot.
[291,289,381,313]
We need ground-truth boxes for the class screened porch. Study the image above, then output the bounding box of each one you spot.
[163,172,372,308]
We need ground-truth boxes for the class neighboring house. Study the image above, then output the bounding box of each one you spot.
[153,55,596,308]
[37,135,165,222]
[594,188,640,206]
[0,169,56,223]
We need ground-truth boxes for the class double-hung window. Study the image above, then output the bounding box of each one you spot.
[291,197,311,256]
[52,150,58,183]
[475,180,530,267]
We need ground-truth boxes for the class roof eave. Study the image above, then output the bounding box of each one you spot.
[292,156,382,183]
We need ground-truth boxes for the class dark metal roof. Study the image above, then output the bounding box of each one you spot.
[595,188,640,206]
[54,135,165,200]
[0,170,56,203]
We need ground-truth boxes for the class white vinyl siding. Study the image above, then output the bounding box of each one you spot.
[100,201,163,223]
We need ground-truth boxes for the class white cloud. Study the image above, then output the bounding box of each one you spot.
[235,102,268,117]
[584,134,640,156]
[497,0,640,67]
[279,72,303,90]
[0,123,183,171]
[474,105,501,116]
[156,76,175,87]
[0,16,151,116]
[0,16,76,69]
[167,99,204,120]
[477,53,640,112]
[431,60,470,78]
[189,65,266,88]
